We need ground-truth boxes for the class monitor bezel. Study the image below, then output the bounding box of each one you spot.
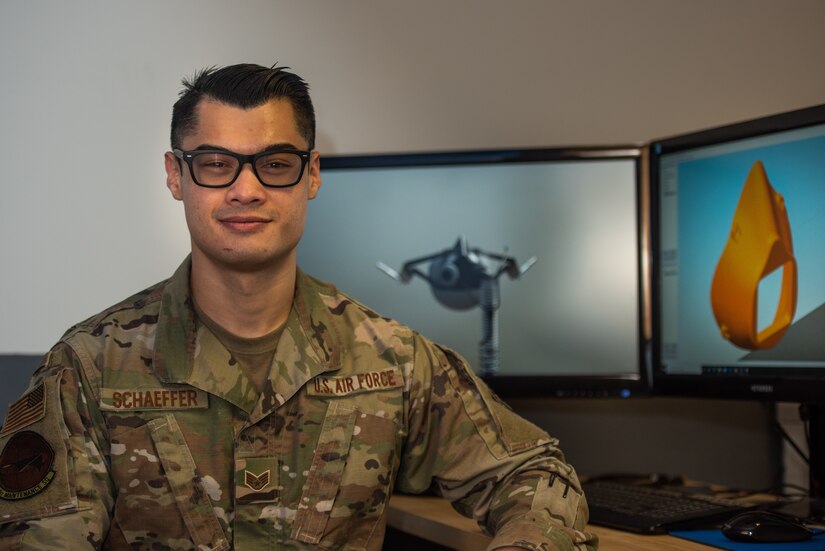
[320,146,652,399]
[649,103,825,402]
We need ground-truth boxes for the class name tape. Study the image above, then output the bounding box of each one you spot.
[99,388,209,411]
[308,367,403,397]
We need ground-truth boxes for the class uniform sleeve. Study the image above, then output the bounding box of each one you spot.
[395,335,598,551]
[0,344,113,549]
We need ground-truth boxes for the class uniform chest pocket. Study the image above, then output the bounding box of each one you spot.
[108,414,229,551]
[291,402,400,550]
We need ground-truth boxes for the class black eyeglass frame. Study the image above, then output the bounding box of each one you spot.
[173,148,312,188]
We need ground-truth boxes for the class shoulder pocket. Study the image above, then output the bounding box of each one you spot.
[0,375,81,523]
[437,345,555,459]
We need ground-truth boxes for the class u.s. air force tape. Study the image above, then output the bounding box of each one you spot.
[99,387,209,411]
[307,367,403,397]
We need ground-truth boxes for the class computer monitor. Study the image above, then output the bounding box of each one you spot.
[298,147,650,398]
[649,104,825,498]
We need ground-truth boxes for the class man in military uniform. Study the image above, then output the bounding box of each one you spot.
[0,64,596,550]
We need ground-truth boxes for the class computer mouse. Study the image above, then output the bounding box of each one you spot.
[721,511,814,543]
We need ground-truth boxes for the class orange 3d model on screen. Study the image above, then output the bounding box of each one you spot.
[710,161,798,350]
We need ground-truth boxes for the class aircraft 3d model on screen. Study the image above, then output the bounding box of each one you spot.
[377,237,536,377]
[711,160,798,350]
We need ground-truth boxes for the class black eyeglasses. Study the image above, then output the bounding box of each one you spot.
[173,148,311,188]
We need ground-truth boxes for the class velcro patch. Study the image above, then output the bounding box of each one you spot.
[1,383,46,435]
[99,387,209,411]
[307,367,403,397]
[235,456,278,504]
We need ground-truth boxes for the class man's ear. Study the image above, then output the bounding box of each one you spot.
[164,151,184,201]
[307,150,322,200]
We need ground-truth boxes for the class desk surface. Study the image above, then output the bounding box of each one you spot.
[387,494,717,550]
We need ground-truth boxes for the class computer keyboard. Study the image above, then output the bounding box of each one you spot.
[583,479,754,534]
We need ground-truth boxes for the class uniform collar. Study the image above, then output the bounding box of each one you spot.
[152,257,340,419]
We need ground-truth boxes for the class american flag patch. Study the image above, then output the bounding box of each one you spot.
[1,383,46,435]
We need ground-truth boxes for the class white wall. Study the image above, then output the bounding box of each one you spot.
[2,0,824,353]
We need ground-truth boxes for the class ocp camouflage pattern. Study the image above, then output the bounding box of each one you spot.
[0,258,597,550]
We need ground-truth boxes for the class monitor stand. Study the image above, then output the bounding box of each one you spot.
[774,403,825,521]
[805,402,825,519]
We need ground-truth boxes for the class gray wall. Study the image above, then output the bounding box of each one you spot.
[513,397,780,491]
[2,0,823,489]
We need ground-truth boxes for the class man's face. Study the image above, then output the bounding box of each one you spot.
[164,99,321,274]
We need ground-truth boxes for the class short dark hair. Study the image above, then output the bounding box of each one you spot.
[170,63,316,150]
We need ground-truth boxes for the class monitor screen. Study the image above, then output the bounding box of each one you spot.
[650,104,825,403]
[298,148,649,397]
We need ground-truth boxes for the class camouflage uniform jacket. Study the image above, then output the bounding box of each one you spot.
[0,258,596,550]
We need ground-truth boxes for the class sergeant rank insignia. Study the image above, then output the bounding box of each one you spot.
[244,469,271,492]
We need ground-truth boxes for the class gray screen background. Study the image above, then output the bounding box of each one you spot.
[297,158,639,376]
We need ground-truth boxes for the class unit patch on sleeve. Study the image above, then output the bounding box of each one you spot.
[307,367,404,397]
[0,431,56,500]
